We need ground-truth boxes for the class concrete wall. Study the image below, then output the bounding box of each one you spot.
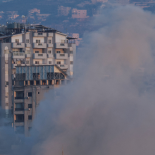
[55,33,66,43]
[11,34,23,43]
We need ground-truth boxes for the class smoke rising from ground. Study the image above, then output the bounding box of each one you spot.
[2,5,155,155]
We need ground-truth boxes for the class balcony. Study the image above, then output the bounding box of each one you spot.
[26,43,31,48]
[14,108,24,114]
[47,44,53,48]
[56,53,68,59]
[12,43,25,48]
[57,64,68,69]
[48,33,53,37]
[33,43,47,48]
[33,53,47,59]
[47,54,53,58]
[70,47,73,51]
[25,51,31,57]
[14,122,24,126]
[34,32,47,37]
[55,43,68,49]
[12,64,17,68]
[12,52,25,59]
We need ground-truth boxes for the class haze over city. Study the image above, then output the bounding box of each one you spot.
[1,0,155,155]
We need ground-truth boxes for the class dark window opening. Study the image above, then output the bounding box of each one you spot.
[47,72,54,80]
[56,80,60,85]
[36,40,40,43]
[55,73,60,79]
[33,73,40,80]
[36,80,40,85]
[42,80,46,85]
[28,115,32,120]
[15,114,24,122]
[28,92,32,97]
[25,81,28,86]
[15,91,24,99]
[38,92,40,94]
[30,81,34,85]
[15,81,24,86]
[16,73,26,80]
[49,80,52,85]
[15,103,24,111]
[60,73,65,79]
[28,104,32,108]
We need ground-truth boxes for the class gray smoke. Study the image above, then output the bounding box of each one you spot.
[2,5,155,155]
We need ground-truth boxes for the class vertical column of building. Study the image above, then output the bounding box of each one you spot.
[4,47,9,117]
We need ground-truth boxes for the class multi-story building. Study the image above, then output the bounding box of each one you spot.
[72,9,89,19]
[0,23,76,135]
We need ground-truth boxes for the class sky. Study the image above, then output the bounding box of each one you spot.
[1,4,155,155]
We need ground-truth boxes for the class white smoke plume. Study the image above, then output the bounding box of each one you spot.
[2,5,155,155]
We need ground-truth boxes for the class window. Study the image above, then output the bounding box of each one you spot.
[36,40,40,43]
[57,51,61,53]
[26,39,29,43]
[15,114,24,122]
[5,82,9,85]
[30,81,34,85]
[28,104,32,108]
[36,80,40,85]
[28,92,32,97]
[15,39,19,43]
[42,80,46,85]
[28,115,32,120]
[49,61,52,64]
[57,61,61,64]
[38,33,42,35]
[25,81,28,86]
[56,80,60,85]
[38,92,40,94]
[35,61,39,64]
[35,51,39,53]
[33,73,40,80]
[48,40,51,43]
[15,91,24,99]
[48,51,51,54]
[70,61,73,64]
[15,103,24,111]
[26,61,29,64]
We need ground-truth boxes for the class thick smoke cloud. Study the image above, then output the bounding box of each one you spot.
[2,5,155,155]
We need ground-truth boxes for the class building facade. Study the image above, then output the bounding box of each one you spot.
[0,23,76,135]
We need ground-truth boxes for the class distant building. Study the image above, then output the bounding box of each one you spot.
[29,8,40,15]
[72,9,89,19]
[132,0,155,8]
[6,11,19,20]
[58,6,71,16]
[36,14,50,21]
[0,23,76,135]
[72,33,82,46]
[91,0,108,3]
